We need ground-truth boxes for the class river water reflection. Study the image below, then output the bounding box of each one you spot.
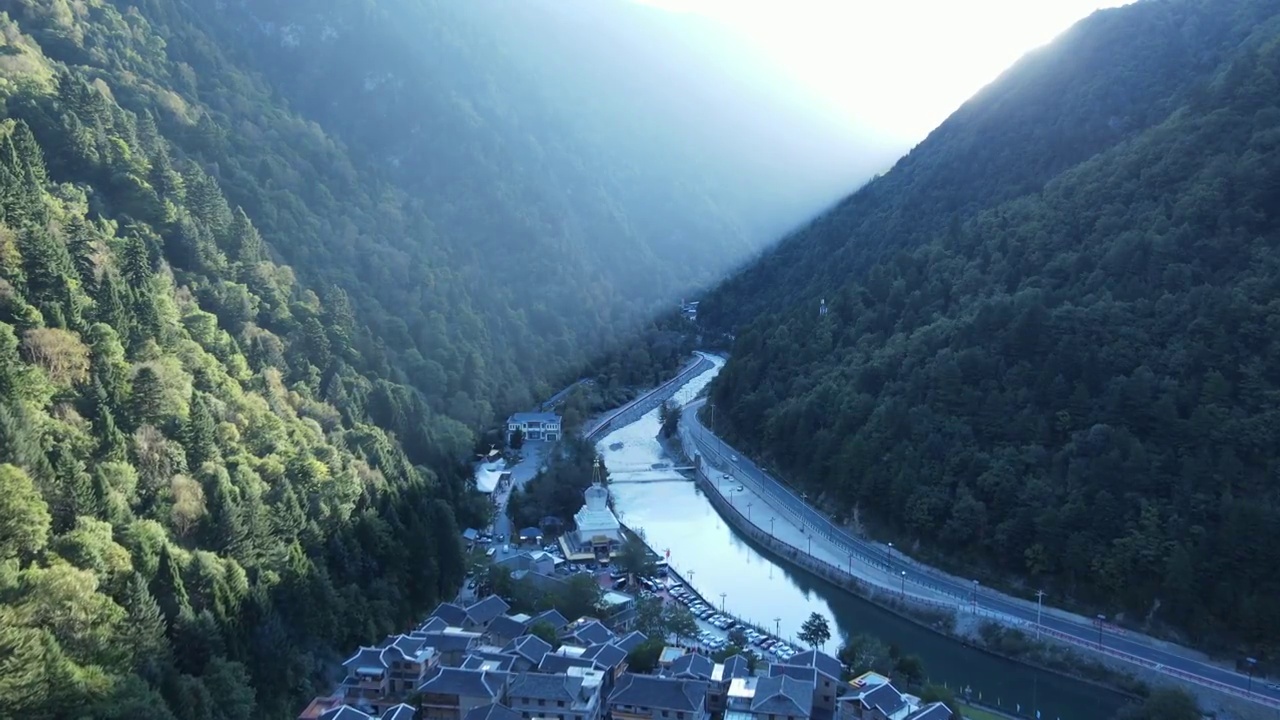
[597,364,1126,720]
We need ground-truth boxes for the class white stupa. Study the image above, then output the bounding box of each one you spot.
[572,460,621,553]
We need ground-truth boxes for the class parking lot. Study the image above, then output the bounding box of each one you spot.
[666,583,801,662]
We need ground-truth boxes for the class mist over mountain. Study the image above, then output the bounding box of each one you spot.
[191,0,893,293]
[702,0,1280,654]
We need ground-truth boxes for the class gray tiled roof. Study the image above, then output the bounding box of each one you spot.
[768,663,818,685]
[668,652,714,680]
[419,617,449,633]
[462,703,522,720]
[508,672,584,702]
[906,701,954,720]
[720,654,751,679]
[609,674,708,712]
[565,620,614,645]
[467,595,511,625]
[530,609,569,631]
[320,708,375,720]
[581,643,628,670]
[430,603,470,627]
[463,654,518,673]
[510,412,561,424]
[418,667,507,699]
[384,634,433,662]
[789,649,844,681]
[858,682,907,716]
[503,634,552,665]
[751,675,814,718]
[380,704,417,720]
[486,615,529,641]
[420,631,480,653]
[538,653,597,674]
[343,647,389,672]
[612,630,647,653]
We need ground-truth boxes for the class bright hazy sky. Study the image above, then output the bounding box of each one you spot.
[637,0,1134,146]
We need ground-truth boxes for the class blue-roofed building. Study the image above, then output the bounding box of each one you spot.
[507,412,562,443]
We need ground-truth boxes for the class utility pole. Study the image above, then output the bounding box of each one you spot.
[1035,590,1046,638]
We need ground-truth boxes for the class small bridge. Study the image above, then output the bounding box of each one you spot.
[609,476,696,485]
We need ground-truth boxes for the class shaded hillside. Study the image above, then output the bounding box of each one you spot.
[706,0,1280,655]
[702,0,1276,329]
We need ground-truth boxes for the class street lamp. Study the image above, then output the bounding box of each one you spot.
[770,517,775,537]
[1035,590,1046,638]
[1096,614,1106,649]
[1246,657,1257,694]
[808,536,812,555]
[900,571,907,598]
[971,580,979,614]
[774,617,781,636]
[887,542,894,568]
[848,553,853,575]
[720,592,727,613]
[747,501,753,520]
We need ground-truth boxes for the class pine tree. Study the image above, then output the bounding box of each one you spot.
[91,272,131,340]
[209,479,248,560]
[130,366,164,428]
[228,207,263,265]
[183,392,219,469]
[183,168,231,239]
[149,146,183,203]
[18,227,77,327]
[65,216,98,288]
[121,572,170,677]
[9,122,48,190]
[150,544,191,625]
[96,406,128,463]
[301,316,331,370]
[122,234,153,286]
[51,446,97,531]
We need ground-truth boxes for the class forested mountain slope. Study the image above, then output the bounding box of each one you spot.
[0,43,473,720]
[705,0,1280,655]
[702,0,1277,329]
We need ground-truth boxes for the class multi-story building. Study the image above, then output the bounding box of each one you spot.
[608,673,710,720]
[724,675,814,720]
[784,650,845,712]
[506,668,605,720]
[417,668,510,720]
[507,412,562,443]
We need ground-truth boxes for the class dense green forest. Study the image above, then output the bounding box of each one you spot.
[0,0,735,717]
[705,0,1280,657]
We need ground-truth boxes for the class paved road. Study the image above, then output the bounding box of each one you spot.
[681,398,1280,706]
[583,354,714,442]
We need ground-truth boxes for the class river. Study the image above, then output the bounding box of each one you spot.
[596,358,1127,720]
